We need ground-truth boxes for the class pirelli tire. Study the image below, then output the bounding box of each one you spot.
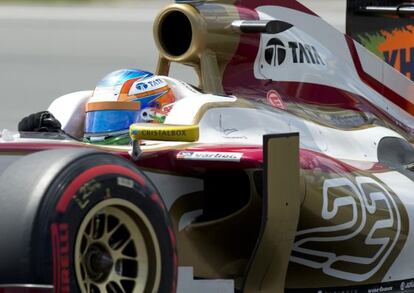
[0,148,177,293]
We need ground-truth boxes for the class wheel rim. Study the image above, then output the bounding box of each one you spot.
[75,198,161,293]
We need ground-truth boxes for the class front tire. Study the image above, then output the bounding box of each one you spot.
[0,149,177,293]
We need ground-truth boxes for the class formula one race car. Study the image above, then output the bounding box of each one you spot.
[3,0,414,293]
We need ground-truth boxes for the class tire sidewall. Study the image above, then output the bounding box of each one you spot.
[33,156,176,293]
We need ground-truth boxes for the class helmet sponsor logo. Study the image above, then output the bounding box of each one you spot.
[290,176,408,283]
[135,82,149,91]
[162,102,175,113]
[134,78,166,93]
[140,108,167,123]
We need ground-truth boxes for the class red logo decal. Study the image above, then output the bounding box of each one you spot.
[267,90,285,109]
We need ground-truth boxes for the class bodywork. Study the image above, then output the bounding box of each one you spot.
[3,0,414,292]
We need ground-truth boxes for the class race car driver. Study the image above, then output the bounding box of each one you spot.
[83,69,177,145]
[18,69,178,145]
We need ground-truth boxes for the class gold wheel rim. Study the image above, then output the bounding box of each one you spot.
[75,198,161,293]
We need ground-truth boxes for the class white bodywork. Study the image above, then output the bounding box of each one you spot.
[253,5,414,130]
[48,76,404,164]
[3,0,414,291]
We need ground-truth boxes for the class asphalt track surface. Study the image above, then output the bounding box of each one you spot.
[0,0,346,130]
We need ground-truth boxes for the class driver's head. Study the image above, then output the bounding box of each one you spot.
[84,69,176,145]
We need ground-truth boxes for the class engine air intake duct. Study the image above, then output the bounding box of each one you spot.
[159,10,193,57]
[154,4,207,64]
[153,3,279,92]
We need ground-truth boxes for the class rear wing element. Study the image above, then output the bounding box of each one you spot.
[243,133,300,292]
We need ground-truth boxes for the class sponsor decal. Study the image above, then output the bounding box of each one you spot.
[176,151,243,162]
[117,76,170,103]
[117,177,134,189]
[73,179,102,210]
[162,102,175,113]
[51,223,70,292]
[263,37,325,67]
[135,82,149,91]
[134,77,165,92]
[257,25,327,82]
[218,115,247,140]
[142,129,187,137]
[265,38,286,66]
[288,277,414,293]
[140,108,167,124]
[367,286,393,293]
[290,176,408,283]
[400,280,414,291]
[357,26,414,81]
[267,90,286,109]
[130,124,199,142]
[317,290,359,293]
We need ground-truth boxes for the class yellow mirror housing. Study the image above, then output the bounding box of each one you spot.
[129,123,200,142]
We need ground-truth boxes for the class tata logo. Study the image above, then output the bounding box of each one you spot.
[265,38,286,66]
[136,82,149,91]
[136,78,165,91]
[148,78,164,87]
[265,38,325,66]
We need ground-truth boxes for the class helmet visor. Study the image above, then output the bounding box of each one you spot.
[85,102,140,135]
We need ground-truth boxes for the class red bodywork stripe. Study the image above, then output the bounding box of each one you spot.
[346,36,414,116]
[0,141,387,175]
[236,0,318,16]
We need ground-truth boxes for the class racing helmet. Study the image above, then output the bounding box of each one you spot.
[84,69,176,145]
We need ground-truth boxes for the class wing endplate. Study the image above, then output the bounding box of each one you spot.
[243,133,300,292]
